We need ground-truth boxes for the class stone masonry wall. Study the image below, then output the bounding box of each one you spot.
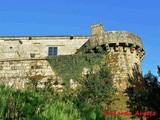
[0,59,58,89]
[107,46,142,90]
[0,36,89,60]
[0,59,82,89]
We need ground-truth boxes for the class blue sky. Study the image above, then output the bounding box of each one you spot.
[0,0,160,76]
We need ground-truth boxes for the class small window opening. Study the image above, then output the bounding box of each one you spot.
[30,53,35,58]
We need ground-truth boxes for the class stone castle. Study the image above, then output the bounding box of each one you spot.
[0,22,145,90]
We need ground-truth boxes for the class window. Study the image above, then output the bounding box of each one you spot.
[48,47,58,56]
[30,53,35,58]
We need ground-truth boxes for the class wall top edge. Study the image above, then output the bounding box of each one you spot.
[106,31,141,39]
[0,36,91,40]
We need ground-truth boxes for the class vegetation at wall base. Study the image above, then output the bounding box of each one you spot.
[1,45,159,119]
[1,65,157,119]
[0,45,129,119]
[0,83,132,120]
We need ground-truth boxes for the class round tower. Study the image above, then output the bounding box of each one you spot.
[91,23,145,91]
[105,31,145,90]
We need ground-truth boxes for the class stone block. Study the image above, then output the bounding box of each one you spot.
[3,66,11,70]
[0,73,5,78]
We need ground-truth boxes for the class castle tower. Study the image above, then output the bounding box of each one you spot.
[90,23,145,91]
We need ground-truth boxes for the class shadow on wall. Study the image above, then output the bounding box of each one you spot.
[125,64,160,119]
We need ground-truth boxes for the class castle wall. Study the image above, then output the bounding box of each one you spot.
[0,36,90,60]
[0,36,90,89]
[0,23,145,92]
[0,59,57,89]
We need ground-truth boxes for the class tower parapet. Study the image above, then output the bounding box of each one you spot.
[90,23,145,90]
[105,31,145,61]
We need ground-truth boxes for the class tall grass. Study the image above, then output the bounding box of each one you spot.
[0,83,132,120]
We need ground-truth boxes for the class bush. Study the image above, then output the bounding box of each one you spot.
[77,64,115,106]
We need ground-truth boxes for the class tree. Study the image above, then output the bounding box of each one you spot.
[77,64,115,106]
[126,66,160,120]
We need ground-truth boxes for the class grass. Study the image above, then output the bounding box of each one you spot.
[0,83,134,120]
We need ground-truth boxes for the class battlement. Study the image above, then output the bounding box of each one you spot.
[88,23,145,62]
[106,31,143,49]
[90,24,144,49]
[106,31,145,61]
